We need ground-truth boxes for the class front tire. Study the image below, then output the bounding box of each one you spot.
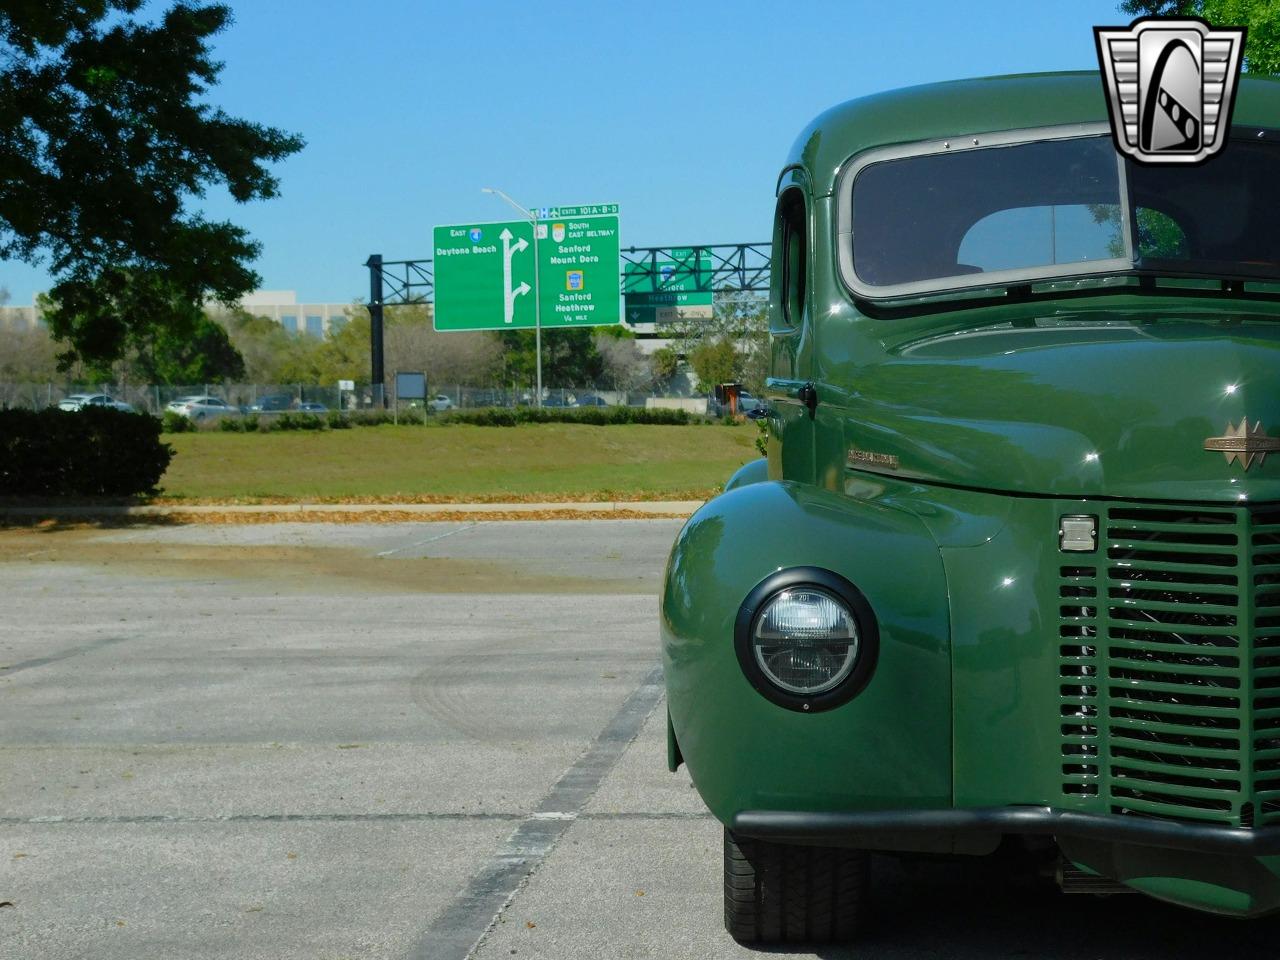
[723,828,867,945]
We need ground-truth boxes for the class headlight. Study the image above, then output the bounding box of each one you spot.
[752,588,859,694]
[734,567,879,712]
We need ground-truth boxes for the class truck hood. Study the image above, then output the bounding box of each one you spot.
[844,316,1280,502]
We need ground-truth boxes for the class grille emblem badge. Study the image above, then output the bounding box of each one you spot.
[1204,418,1280,470]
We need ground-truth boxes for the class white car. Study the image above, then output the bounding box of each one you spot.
[165,395,234,420]
[58,393,134,413]
[428,394,454,412]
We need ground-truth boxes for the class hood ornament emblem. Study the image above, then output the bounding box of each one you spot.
[1204,418,1280,470]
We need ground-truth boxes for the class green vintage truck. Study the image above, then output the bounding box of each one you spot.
[661,71,1280,943]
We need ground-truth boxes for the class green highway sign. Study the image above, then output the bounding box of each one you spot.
[624,247,715,323]
[433,207,621,332]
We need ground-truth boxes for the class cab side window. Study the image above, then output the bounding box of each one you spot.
[778,189,807,327]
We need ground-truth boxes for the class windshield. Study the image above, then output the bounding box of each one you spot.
[847,131,1280,297]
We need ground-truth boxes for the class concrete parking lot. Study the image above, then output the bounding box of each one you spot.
[2,519,1279,959]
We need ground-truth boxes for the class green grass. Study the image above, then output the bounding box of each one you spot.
[159,423,759,501]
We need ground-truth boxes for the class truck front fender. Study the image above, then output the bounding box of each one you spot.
[661,480,952,823]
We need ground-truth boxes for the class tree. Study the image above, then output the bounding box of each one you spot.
[594,332,652,393]
[650,345,679,386]
[665,292,771,392]
[0,3,304,368]
[217,308,312,384]
[325,303,504,391]
[381,305,503,388]
[130,314,245,385]
[0,326,59,382]
[688,338,739,390]
[1120,1,1280,73]
[495,328,605,389]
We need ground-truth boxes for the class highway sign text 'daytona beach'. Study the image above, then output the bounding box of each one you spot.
[432,205,621,331]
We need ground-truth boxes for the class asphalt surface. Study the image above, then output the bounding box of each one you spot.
[2,519,1280,959]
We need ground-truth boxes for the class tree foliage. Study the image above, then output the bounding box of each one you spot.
[1119,0,1280,73]
[130,313,244,385]
[0,2,304,367]
[593,332,653,393]
[494,327,605,388]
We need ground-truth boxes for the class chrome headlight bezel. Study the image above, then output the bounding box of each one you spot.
[733,567,880,713]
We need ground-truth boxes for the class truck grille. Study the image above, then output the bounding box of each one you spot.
[1055,504,1280,828]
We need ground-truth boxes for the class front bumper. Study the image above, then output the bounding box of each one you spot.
[732,806,1280,857]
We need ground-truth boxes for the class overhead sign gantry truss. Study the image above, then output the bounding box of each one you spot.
[364,242,772,389]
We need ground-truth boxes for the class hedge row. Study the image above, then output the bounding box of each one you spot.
[163,406,729,432]
[434,406,703,426]
[0,407,172,497]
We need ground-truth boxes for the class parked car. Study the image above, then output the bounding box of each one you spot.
[246,394,293,414]
[428,394,454,412]
[296,402,328,414]
[165,396,234,420]
[576,394,610,407]
[662,71,1280,944]
[58,393,134,413]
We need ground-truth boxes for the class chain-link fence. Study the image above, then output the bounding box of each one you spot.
[0,382,712,415]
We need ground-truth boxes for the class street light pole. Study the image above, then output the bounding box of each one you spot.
[482,187,542,408]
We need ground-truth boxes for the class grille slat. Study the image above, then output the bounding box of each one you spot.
[1108,598,1239,618]
[1109,522,1234,536]
[1110,792,1236,820]
[1109,558,1240,576]
[1109,539,1238,555]
[1104,617,1240,638]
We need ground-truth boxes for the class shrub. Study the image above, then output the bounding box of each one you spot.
[0,407,172,497]
[162,410,194,433]
[347,410,396,427]
[265,412,327,432]
[326,412,351,430]
[219,416,244,432]
[346,409,424,427]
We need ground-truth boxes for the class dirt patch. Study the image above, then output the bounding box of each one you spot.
[0,530,655,595]
[0,508,689,528]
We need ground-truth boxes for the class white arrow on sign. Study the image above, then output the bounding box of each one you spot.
[500,228,531,324]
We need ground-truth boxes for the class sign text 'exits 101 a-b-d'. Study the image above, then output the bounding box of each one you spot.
[431,206,621,332]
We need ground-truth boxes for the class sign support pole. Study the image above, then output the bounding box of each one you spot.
[531,213,542,408]
[366,253,386,407]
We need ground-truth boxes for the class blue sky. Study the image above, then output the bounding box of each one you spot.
[1,0,1127,305]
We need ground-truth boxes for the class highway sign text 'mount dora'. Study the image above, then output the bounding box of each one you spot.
[432,205,621,332]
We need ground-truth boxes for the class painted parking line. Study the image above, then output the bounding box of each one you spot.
[0,634,131,676]
[376,522,479,558]
[408,665,666,960]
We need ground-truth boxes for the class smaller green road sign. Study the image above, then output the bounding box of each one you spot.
[624,247,715,324]
[433,206,621,332]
